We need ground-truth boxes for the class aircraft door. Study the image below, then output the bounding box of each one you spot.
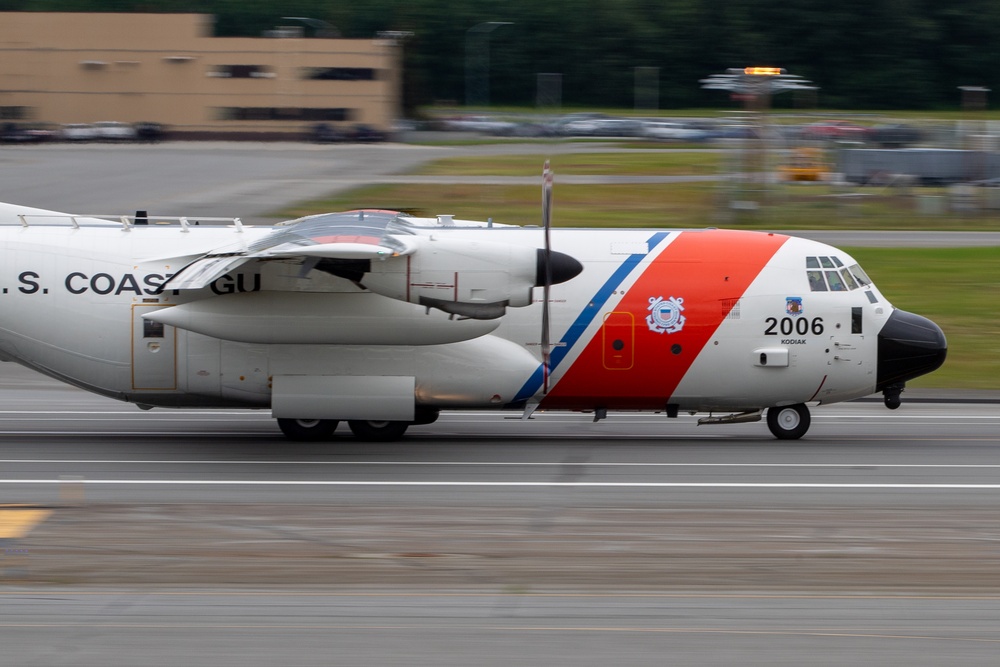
[602,311,634,370]
[132,305,177,390]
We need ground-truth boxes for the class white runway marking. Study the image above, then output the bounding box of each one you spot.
[2,479,1000,489]
[3,460,1000,468]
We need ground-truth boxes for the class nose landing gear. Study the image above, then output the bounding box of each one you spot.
[766,403,811,440]
[882,383,904,410]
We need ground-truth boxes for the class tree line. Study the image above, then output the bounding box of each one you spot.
[5,0,1000,112]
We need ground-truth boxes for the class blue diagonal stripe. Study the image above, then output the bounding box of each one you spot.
[512,231,670,403]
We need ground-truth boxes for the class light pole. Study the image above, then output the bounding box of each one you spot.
[958,86,991,182]
[465,21,513,108]
[701,67,816,211]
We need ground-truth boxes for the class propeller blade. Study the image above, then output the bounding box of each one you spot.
[541,161,553,392]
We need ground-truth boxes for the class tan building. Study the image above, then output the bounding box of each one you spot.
[0,12,402,139]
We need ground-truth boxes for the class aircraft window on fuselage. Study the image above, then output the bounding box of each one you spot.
[807,270,828,291]
[826,270,847,291]
[865,290,878,303]
[840,268,859,290]
[806,256,820,269]
[832,257,844,268]
[819,257,835,269]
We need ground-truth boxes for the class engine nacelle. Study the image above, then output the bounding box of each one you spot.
[360,237,581,320]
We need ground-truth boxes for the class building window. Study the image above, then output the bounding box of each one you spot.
[208,65,275,79]
[0,107,30,120]
[216,107,353,122]
[301,67,379,81]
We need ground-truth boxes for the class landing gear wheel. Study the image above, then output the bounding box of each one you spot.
[348,420,409,442]
[766,404,811,440]
[277,418,338,442]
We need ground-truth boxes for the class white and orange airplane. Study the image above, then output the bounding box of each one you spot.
[0,169,946,441]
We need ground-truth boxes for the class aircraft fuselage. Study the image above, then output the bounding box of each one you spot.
[0,205,947,440]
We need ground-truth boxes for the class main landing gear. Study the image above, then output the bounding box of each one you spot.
[766,403,811,440]
[277,418,339,442]
[347,420,409,442]
[278,407,438,442]
[276,418,412,442]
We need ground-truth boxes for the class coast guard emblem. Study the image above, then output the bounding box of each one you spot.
[646,296,685,334]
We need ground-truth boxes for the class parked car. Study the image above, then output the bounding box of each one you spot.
[549,112,610,136]
[709,124,763,141]
[868,123,921,148]
[310,122,348,143]
[1,123,33,143]
[93,121,137,142]
[507,122,556,138]
[800,120,870,142]
[134,122,165,142]
[61,123,98,141]
[349,124,386,142]
[589,117,644,137]
[24,125,58,142]
[643,120,710,142]
[442,115,516,134]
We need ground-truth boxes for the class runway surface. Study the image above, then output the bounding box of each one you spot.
[2,365,1000,665]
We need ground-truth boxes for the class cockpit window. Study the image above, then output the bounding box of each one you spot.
[806,256,874,292]
[840,268,859,290]
[847,263,872,287]
[807,270,828,291]
[826,270,847,291]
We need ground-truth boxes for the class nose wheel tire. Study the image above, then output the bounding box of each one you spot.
[277,418,339,441]
[348,420,409,442]
[766,404,811,440]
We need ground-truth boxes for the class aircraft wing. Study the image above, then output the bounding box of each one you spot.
[161,210,415,291]
[158,208,582,320]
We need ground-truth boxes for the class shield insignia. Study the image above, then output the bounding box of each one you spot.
[646,296,686,334]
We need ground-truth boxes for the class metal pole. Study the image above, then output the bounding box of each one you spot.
[465,22,512,107]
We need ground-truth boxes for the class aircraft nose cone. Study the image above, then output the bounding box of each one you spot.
[876,309,947,390]
[535,249,584,286]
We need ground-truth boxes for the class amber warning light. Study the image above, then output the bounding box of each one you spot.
[744,67,784,76]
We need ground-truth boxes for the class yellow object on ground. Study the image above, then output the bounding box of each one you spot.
[0,506,53,539]
[780,147,828,182]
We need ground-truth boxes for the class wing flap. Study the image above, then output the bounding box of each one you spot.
[263,242,402,260]
[162,255,251,291]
